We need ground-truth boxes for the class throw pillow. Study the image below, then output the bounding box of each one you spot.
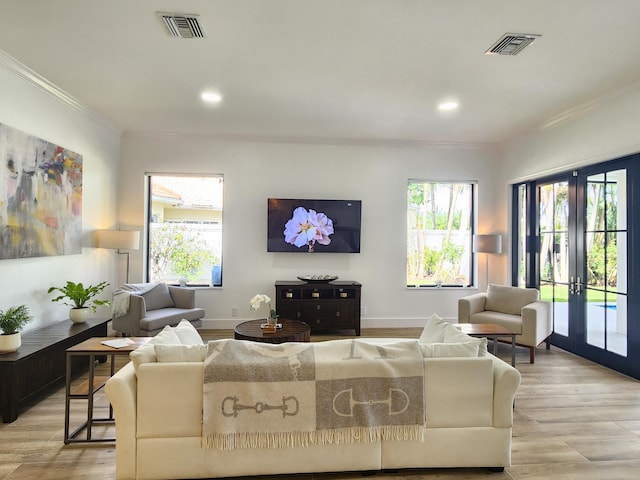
[420,341,480,358]
[150,324,181,345]
[129,324,182,374]
[142,282,175,311]
[154,344,207,362]
[129,344,156,374]
[173,319,204,345]
[443,324,488,357]
[418,313,449,343]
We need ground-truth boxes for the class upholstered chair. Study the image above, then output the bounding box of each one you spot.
[458,284,552,363]
[111,282,205,336]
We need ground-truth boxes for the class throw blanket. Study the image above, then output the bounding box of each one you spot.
[111,283,159,318]
[202,339,425,450]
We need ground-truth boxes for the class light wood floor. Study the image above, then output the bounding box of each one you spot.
[2,328,640,480]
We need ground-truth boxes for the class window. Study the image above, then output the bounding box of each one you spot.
[407,180,475,287]
[146,174,223,287]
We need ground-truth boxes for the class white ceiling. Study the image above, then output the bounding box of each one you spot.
[1,0,640,146]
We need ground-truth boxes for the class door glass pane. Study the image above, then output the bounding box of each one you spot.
[539,184,553,233]
[540,232,554,283]
[607,293,627,356]
[586,230,604,289]
[614,232,627,294]
[517,184,527,287]
[606,170,626,230]
[586,288,605,348]
[606,232,618,292]
[554,183,569,231]
[554,231,569,283]
[586,174,604,233]
[553,283,569,336]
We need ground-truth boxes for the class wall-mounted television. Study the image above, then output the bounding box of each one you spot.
[268,198,361,253]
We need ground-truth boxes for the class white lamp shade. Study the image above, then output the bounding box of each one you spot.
[96,230,140,250]
[473,234,502,254]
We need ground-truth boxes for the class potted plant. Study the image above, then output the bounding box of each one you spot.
[0,305,32,354]
[48,281,110,323]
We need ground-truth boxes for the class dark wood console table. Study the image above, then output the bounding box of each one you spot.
[0,317,109,423]
[275,280,361,335]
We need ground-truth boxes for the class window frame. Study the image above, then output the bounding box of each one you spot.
[406,179,477,288]
[144,173,223,287]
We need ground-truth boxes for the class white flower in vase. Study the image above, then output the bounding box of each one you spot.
[249,294,277,319]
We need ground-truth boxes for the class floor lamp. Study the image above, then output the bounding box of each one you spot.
[96,230,141,283]
[473,234,502,288]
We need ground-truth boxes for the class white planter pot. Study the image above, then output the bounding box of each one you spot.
[69,307,90,324]
[0,332,21,354]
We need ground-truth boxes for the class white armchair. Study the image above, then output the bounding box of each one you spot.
[458,284,552,363]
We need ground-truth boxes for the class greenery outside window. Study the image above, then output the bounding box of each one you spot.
[407,180,475,287]
[515,183,527,287]
[146,174,223,287]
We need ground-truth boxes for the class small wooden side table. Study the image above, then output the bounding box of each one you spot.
[456,323,517,366]
[64,337,150,443]
[234,319,311,344]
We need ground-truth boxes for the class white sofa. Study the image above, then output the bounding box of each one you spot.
[105,318,521,480]
[458,284,552,363]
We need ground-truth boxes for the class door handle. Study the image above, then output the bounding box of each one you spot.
[569,276,583,296]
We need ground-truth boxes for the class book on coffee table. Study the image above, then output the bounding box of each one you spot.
[100,338,133,349]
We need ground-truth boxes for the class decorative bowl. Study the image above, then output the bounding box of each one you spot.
[297,275,338,283]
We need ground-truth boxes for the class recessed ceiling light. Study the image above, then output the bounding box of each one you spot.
[438,100,459,112]
[201,91,222,103]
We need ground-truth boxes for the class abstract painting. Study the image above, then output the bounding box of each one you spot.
[0,123,82,259]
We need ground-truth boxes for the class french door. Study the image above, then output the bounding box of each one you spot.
[514,155,639,378]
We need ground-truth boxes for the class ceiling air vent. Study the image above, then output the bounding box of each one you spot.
[485,33,541,56]
[157,12,205,38]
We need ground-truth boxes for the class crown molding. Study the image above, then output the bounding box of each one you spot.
[124,130,495,150]
[540,79,640,132]
[0,49,122,136]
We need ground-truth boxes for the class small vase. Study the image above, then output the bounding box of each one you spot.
[263,316,278,333]
[69,307,90,324]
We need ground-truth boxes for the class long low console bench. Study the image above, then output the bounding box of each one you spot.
[0,317,109,423]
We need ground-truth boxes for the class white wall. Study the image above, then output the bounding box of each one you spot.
[0,53,121,332]
[502,81,640,181]
[120,134,506,327]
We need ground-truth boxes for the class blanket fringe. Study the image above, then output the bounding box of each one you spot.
[202,425,426,450]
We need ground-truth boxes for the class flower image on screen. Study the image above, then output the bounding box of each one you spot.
[283,207,335,252]
[268,199,361,253]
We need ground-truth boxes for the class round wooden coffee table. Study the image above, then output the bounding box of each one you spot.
[234,318,310,344]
